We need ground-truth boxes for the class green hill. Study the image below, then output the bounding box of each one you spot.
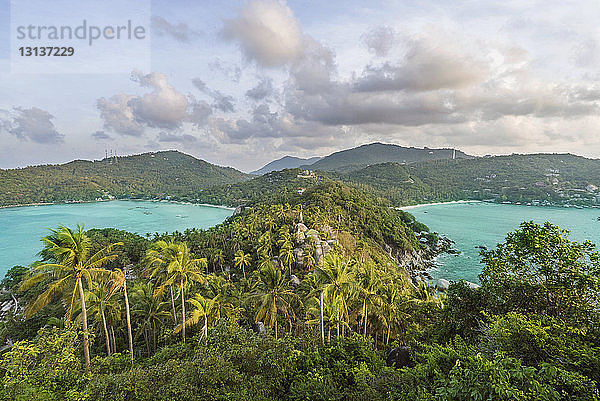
[302,142,472,172]
[0,150,250,207]
[342,153,600,206]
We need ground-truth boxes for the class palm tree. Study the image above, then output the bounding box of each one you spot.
[84,283,121,356]
[143,240,208,342]
[279,243,295,277]
[233,250,251,280]
[108,267,134,363]
[176,293,215,344]
[19,224,121,370]
[252,262,300,339]
[302,246,316,272]
[356,262,382,336]
[314,252,354,338]
[130,282,170,355]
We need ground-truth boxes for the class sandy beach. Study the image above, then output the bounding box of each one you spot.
[397,200,481,211]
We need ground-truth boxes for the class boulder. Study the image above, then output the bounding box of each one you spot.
[252,321,266,335]
[436,278,450,291]
[386,346,415,369]
[290,275,301,286]
[296,223,308,233]
[465,281,480,289]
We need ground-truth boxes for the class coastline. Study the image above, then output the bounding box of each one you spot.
[0,199,236,211]
[398,200,481,211]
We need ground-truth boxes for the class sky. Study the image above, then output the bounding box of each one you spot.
[0,0,599,172]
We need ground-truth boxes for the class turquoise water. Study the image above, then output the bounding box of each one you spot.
[408,202,600,284]
[0,201,232,277]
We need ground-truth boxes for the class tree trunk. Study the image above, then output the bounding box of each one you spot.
[363,300,368,336]
[78,277,91,370]
[204,314,208,345]
[181,285,186,342]
[319,291,325,345]
[110,326,117,354]
[101,308,111,355]
[123,279,134,363]
[337,310,340,338]
[143,329,150,356]
[170,286,177,325]
[152,321,157,354]
[274,316,278,339]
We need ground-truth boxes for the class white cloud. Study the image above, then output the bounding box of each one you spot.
[223,0,304,67]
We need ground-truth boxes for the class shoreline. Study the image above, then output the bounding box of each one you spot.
[0,199,236,212]
[398,200,481,211]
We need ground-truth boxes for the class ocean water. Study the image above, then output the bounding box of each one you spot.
[0,200,233,277]
[408,202,600,284]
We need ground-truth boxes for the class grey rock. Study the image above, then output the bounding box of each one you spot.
[386,346,415,369]
[252,321,266,335]
[436,278,450,291]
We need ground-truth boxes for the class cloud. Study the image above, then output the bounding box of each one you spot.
[192,78,236,113]
[223,0,304,67]
[361,26,397,58]
[97,71,211,136]
[129,71,190,129]
[152,16,201,43]
[245,76,276,101]
[91,131,112,140]
[355,32,488,92]
[4,107,64,144]
[208,58,242,83]
[187,100,213,127]
[212,103,342,148]
[97,94,145,136]
[157,132,198,143]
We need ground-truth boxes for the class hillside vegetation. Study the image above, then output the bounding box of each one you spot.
[0,151,250,207]
[342,153,600,206]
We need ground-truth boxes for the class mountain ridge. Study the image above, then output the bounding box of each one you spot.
[250,155,322,175]
[300,142,473,172]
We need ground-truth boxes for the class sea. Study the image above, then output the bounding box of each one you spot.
[0,200,233,277]
[407,202,600,284]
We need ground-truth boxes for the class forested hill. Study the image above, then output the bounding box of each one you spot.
[341,153,600,206]
[0,151,250,207]
[301,142,472,172]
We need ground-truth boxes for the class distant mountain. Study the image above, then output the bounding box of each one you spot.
[0,150,251,206]
[302,142,472,172]
[251,156,322,175]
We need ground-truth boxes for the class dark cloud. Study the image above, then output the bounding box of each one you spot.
[157,132,198,143]
[92,131,112,140]
[361,26,397,58]
[152,16,201,43]
[4,107,64,144]
[192,78,235,113]
[245,77,276,101]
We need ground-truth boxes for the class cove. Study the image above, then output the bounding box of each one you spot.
[0,200,233,277]
[408,202,600,284]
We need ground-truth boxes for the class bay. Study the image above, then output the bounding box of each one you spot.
[0,200,233,277]
[407,202,600,284]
